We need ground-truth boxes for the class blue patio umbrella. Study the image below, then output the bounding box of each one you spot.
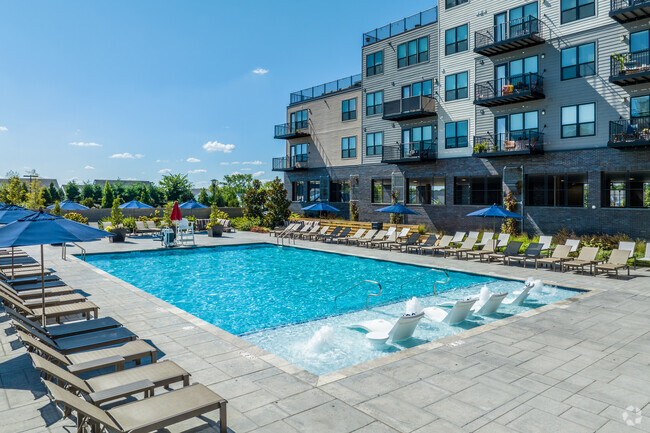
[179,199,209,209]
[46,200,88,210]
[119,200,153,209]
[466,204,522,232]
[374,203,421,215]
[301,203,341,213]
[0,211,113,326]
[0,205,35,224]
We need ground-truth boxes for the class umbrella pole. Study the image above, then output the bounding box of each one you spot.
[41,245,46,328]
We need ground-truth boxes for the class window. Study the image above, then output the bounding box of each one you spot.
[631,95,650,125]
[308,180,320,202]
[561,103,595,138]
[602,171,650,208]
[366,132,383,156]
[454,176,502,205]
[366,91,383,116]
[631,30,649,53]
[405,177,446,204]
[433,177,446,205]
[397,37,428,68]
[445,72,468,101]
[561,0,595,24]
[402,80,432,98]
[402,125,433,145]
[561,43,595,80]
[509,111,538,140]
[342,98,357,121]
[445,121,468,148]
[292,181,305,202]
[290,110,308,128]
[290,143,307,162]
[526,173,589,207]
[366,51,383,77]
[372,179,392,203]
[341,137,357,158]
[445,24,468,55]
[330,181,350,202]
[446,0,468,8]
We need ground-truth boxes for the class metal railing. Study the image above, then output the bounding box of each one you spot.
[611,0,650,12]
[382,141,437,162]
[334,280,383,310]
[610,49,650,78]
[290,74,362,105]
[473,131,543,154]
[272,155,308,171]
[609,116,650,143]
[363,7,438,46]
[383,95,436,118]
[475,73,543,102]
[274,120,309,138]
[399,268,449,297]
[475,16,543,51]
[62,242,86,261]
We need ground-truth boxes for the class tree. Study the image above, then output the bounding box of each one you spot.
[159,173,193,202]
[41,185,52,205]
[264,178,291,228]
[139,186,152,205]
[197,188,210,206]
[147,184,163,206]
[92,184,103,202]
[24,180,45,209]
[241,179,266,219]
[123,183,142,202]
[112,182,125,201]
[80,197,95,208]
[101,181,115,208]
[64,181,81,202]
[48,182,60,203]
[51,201,62,216]
[81,183,95,202]
[111,198,124,226]
[3,176,26,204]
[222,174,253,198]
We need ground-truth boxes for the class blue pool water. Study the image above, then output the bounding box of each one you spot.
[85,244,581,375]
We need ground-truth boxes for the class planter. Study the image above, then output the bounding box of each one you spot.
[108,228,128,243]
[208,225,223,237]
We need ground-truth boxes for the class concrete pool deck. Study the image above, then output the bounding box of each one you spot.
[1,231,649,433]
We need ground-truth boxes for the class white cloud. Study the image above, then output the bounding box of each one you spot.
[231,161,240,165]
[203,141,235,153]
[240,168,251,172]
[84,165,95,170]
[220,162,229,166]
[70,141,102,147]
[231,171,242,175]
[0,126,8,132]
[252,68,269,75]
[253,171,265,178]
[109,152,144,159]
[242,160,263,165]
[188,169,207,174]
[135,154,145,159]
[158,168,172,174]
[186,157,201,163]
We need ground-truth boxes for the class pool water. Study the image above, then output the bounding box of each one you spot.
[85,244,581,375]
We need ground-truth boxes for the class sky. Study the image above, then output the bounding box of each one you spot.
[0,0,435,188]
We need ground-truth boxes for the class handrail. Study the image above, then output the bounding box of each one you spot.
[334,279,383,310]
[399,268,449,296]
[61,242,87,261]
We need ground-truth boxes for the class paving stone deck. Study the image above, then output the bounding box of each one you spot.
[1,232,648,432]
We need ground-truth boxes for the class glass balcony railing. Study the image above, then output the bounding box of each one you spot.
[289,74,362,105]
[363,7,438,46]
[473,131,544,157]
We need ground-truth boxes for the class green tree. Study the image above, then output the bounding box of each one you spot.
[51,201,62,216]
[139,186,152,205]
[80,197,95,208]
[159,173,193,202]
[264,178,291,228]
[123,183,142,202]
[147,184,163,206]
[222,174,253,198]
[64,181,81,202]
[197,188,210,206]
[81,183,95,202]
[112,182,125,201]
[92,184,103,202]
[101,181,115,208]
[3,176,26,204]
[41,185,52,205]
[111,198,124,226]
[24,180,46,209]
[241,179,266,219]
[48,182,60,203]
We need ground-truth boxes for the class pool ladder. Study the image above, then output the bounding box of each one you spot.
[399,267,449,296]
[334,280,383,310]
[61,242,86,261]
[276,225,297,246]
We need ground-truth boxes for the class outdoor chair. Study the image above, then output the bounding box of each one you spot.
[637,243,650,267]
[594,249,631,279]
[449,231,466,246]
[177,218,195,245]
[495,233,510,249]
[476,232,494,247]
[421,235,453,255]
[336,228,365,244]
[406,234,437,254]
[316,226,342,242]
[535,245,572,271]
[387,232,420,251]
[299,224,322,240]
[423,299,476,325]
[135,221,154,235]
[145,221,162,234]
[348,229,376,246]
[538,235,553,256]
[358,230,386,248]
[0,279,73,300]
[618,241,636,268]
[506,242,544,267]
[471,291,508,316]
[372,231,400,249]
[306,225,329,241]
[487,241,523,264]
[0,290,99,323]
[0,284,86,307]
[564,239,580,253]
[349,312,424,344]
[466,239,496,262]
[89,222,100,229]
[442,237,478,259]
[467,231,480,242]
[324,227,351,243]
[562,247,600,274]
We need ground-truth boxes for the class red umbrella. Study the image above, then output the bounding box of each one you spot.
[170,201,182,222]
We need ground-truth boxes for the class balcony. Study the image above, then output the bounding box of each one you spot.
[609,50,650,86]
[274,120,310,139]
[608,117,650,148]
[473,131,544,157]
[474,73,544,107]
[272,156,308,171]
[610,0,650,23]
[382,141,437,163]
[474,16,545,57]
[290,74,362,105]
[363,7,438,46]
[382,95,437,121]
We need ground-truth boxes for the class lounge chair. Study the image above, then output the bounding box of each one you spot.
[506,242,544,267]
[10,278,66,291]
[372,230,400,249]
[562,246,599,274]
[270,223,298,237]
[306,225,329,241]
[476,232,494,247]
[348,229,376,246]
[421,235,453,255]
[565,239,580,253]
[290,223,314,239]
[467,231,479,242]
[538,236,553,256]
[487,241,523,264]
[0,267,54,280]
[359,230,386,248]
[0,290,99,323]
[31,354,189,405]
[394,227,411,240]
[43,381,228,433]
[442,237,477,259]
[637,243,650,267]
[336,228,365,244]
[5,306,120,339]
[0,284,86,307]
[449,231,466,246]
[145,221,162,234]
[387,232,421,251]
[495,233,510,249]
[472,291,508,315]
[89,222,100,229]
[299,224,321,240]
[504,279,539,306]
[406,234,437,254]
[423,299,476,325]
[0,279,73,300]
[594,249,631,279]
[535,245,572,271]
[322,227,348,243]
[315,226,342,241]
[465,239,496,262]
[618,241,636,268]
[135,221,154,235]
[349,312,424,345]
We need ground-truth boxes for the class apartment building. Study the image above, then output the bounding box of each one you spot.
[273,2,650,238]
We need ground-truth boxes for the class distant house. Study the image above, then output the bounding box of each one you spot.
[93,179,152,187]
[0,177,60,189]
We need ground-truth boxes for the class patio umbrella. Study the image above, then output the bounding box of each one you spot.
[0,211,113,326]
[375,203,420,224]
[179,199,209,219]
[46,200,88,211]
[0,205,37,279]
[466,204,522,232]
[119,200,153,209]
[302,202,340,221]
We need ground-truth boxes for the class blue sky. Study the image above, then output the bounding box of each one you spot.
[0,0,434,188]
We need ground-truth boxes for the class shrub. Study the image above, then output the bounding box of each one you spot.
[207,205,229,229]
[80,197,95,209]
[350,202,359,222]
[63,212,88,224]
[51,201,62,216]
[122,217,136,233]
[232,216,261,231]
[418,224,427,235]
[110,198,124,226]
[552,227,576,246]
[250,226,269,233]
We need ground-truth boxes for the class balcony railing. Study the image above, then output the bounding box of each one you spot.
[609,50,650,86]
[610,0,650,23]
[274,120,310,139]
[474,16,545,56]
[474,73,544,107]
[608,117,650,148]
[363,7,438,46]
[382,95,437,121]
[473,131,544,157]
[272,156,308,171]
[290,74,362,105]
[382,141,437,163]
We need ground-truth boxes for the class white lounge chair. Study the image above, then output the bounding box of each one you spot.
[467,231,479,242]
[637,243,650,267]
[350,312,424,346]
[565,239,580,253]
[618,241,636,267]
[449,231,466,245]
[504,278,540,306]
[422,299,476,325]
[471,291,508,315]
[476,232,494,247]
[395,227,410,240]
[538,235,553,256]
[496,233,510,248]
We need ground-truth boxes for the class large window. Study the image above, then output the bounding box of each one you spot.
[561,103,595,138]
[330,181,350,203]
[526,173,588,207]
[602,172,650,208]
[402,125,433,145]
[561,43,595,80]
[366,132,383,156]
[342,98,357,121]
[454,176,502,205]
[510,111,539,139]
[290,143,307,162]
[446,0,468,8]
[405,177,446,205]
[445,72,468,101]
[445,121,468,148]
[292,181,305,202]
[372,179,392,203]
[561,0,595,24]
[631,30,649,53]
[341,136,357,158]
[307,180,320,202]
[366,51,383,77]
[631,95,650,123]
[402,80,432,98]
[366,91,383,116]
[445,24,468,55]
[290,110,308,128]
[398,37,428,68]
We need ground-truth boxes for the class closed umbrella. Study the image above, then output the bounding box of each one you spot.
[466,204,522,232]
[0,211,113,326]
[46,200,88,211]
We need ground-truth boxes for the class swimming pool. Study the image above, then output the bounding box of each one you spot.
[85,243,581,375]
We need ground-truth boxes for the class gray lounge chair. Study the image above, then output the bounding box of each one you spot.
[387,232,421,251]
[421,235,453,255]
[535,244,572,271]
[487,241,523,264]
[316,226,342,241]
[324,227,351,243]
[465,239,496,262]
[594,249,630,278]
[336,228,365,244]
[562,246,599,274]
[0,279,73,300]
[347,229,375,246]
[405,234,437,254]
[0,284,86,307]
[358,230,386,247]
[5,306,120,339]
[506,242,544,267]
[441,237,478,259]
[0,290,99,323]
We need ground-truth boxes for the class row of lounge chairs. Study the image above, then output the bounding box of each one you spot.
[0,247,228,433]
